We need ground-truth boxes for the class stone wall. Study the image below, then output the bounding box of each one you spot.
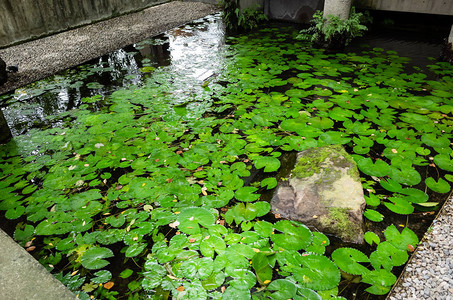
[0,0,168,48]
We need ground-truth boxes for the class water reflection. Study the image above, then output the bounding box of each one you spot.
[1,13,225,137]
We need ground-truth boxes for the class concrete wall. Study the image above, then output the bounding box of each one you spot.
[0,0,168,48]
[354,0,453,16]
[264,0,323,23]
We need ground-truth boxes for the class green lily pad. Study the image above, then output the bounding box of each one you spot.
[235,186,261,202]
[331,248,370,275]
[425,177,451,193]
[81,246,114,270]
[364,232,380,246]
[254,156,281,172]
[271,220,312,251]
[384,225,418,251]
[267,279,297,299]
[362,269,396,295]
[294,254,341,291]
[384,197,414,215]
[363,209,384,222]
[357,157,390,177]
[177,207,216,234]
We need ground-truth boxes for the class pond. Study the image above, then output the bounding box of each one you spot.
[1,12,453,300]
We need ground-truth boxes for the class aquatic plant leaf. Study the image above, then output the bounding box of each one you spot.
[363,209,384,222]
[425,177,451,193]
[369,241,408,271]
[294,254,341,291]
[421,133,451,149]
[380,178,402,193]
[235,186,261,202]
[433,154,453,172]
[252,252,273,285]
[91,270,112,284]
[261,177,278,189]
[5,205,25,219]
[176,207,216,234]
[201,271,225,291]
[331,248,370,275]
[384,197,414,215]
[364,232,380,246]
[399,188,428,203]
[125,243,147,258]
[384,225,418,251]
[364,194,380,206]
[309,117,334,130]
[362,269,396,295]
[181,257,214,280]
[200,235,226,258]
[389,166,421,186]
[271,220,312,251]
[357,157,390,177]
[296,287,322,300]
[254,156,281,172]
[80,246,114,270]
[254,221,273,238]
[267,279,297,299]
[222,286,251,300]
[305,232,329,255]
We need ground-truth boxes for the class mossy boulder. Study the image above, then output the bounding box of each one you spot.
[271,145,365,243]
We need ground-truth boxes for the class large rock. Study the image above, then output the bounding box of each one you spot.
[271,145,366,243]
[0,57,7,86]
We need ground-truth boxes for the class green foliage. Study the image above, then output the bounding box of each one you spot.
[219,0,268,33]
[298,8,369,49]
[0,15,451,299]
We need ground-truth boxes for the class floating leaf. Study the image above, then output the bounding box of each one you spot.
[384,197,414,215]
[357,158,390,177]
[380,178,402,193]
[235,186,261,202]
[425,177,451,193]
[200,235,226,258]
[267,279,297,299]
[271,220,312,251]
[364,232,380,246]
[177,207,216,234]
[254,156,281,172]
[362,269,396,295]
[294,254,341,291]
[384,225,418,251]
[331,248,370,275]
[81,246,114,270]
[261,177,278,189]
[252,252,273,285]
[363,209,384,222]
[369,241,408,271]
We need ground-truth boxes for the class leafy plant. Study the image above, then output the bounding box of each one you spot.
[219,0,268,33]
[298,8,369,50]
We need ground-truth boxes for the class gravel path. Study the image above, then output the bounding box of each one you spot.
[387,196,453,300]
[0,1,219,95]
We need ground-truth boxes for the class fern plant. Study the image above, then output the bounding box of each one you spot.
[298,7,370,50]
[219,0,268,33]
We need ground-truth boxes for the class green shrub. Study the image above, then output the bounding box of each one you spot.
[298,7,370,50]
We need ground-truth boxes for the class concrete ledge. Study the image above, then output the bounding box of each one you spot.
[354,0,453,16]
[0,229,77,300]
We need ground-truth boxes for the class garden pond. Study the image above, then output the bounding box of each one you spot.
[1,13,453,300]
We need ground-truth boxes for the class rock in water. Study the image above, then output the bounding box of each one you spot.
[271,145,365,243]
[0,57,7,86]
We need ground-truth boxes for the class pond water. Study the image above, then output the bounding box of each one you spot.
[1,12,453,300]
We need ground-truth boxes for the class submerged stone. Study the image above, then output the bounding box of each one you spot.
[271,145,365,243]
